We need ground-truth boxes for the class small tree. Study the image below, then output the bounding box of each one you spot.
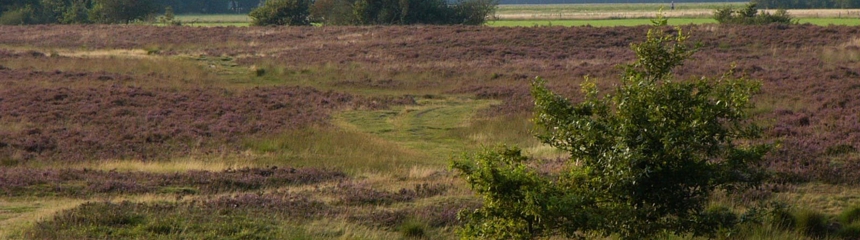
[453,17,769,239]
[248,0,311,26]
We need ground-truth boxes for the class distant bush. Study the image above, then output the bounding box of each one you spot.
[307,0,498,26]
[714,3,795,25]
[249,0,311,26]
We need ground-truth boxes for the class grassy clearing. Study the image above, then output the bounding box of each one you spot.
[799,18,860,26]
[243,97,504,172]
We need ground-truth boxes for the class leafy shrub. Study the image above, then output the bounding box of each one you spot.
[453,16,769,239]
[714,3,795,25]
[249,0,311,26]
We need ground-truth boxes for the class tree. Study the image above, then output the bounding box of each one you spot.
[453,17,770,239]
[248,0,311,26]
[88,0,157,24]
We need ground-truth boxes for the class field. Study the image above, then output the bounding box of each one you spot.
[2,15,860,240]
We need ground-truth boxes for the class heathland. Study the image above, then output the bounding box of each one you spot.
[1,10,860,240]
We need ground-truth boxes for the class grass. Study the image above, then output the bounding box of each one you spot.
[0,199,88,238]
[242,97,504,173]
[173,14,251,27]
[799,18,860,26]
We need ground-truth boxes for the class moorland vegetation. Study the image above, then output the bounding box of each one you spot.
[0,10,860,240]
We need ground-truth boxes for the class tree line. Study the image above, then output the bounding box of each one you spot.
[250,0,496,26]
[0,0,162,24]
[1,0,496,25]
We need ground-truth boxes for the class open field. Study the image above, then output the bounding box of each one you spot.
[1,23,860,239]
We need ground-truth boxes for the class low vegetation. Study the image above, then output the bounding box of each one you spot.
[1,13,860,239]
[714,3,795,25]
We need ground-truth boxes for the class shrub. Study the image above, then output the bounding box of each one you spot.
[249,0,311,26]
[453,16,769,239]
[714,3,795,25]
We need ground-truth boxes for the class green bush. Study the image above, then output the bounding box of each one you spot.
[714,3,795,25]
[453,16,769,239]
[249,0,311,26]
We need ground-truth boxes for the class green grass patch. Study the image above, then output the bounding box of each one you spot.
[175,14,250,23]
[798,18,860,26]
[244,97,500,172]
